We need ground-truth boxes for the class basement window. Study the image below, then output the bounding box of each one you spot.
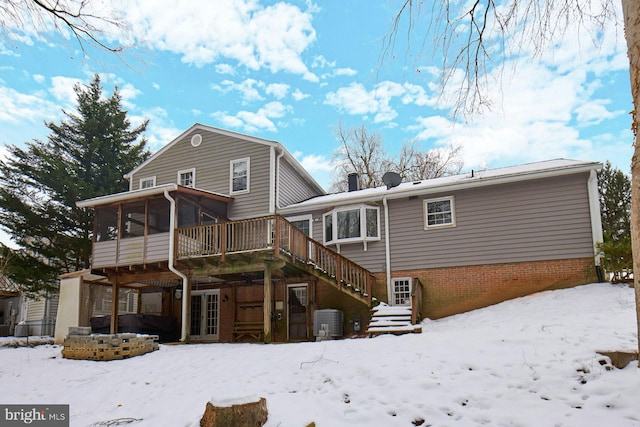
[392,278,412,306]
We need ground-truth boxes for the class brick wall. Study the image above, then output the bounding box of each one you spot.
[372,257,598,319]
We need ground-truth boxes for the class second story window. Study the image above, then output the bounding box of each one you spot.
[230,158,250,194]
[178,168,196,188]
[140,176,156,189]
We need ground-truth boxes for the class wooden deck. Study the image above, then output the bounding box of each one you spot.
[177,215,374,306]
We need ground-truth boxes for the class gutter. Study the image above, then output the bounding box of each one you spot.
[163,189,189,342]
[587,170,604,265]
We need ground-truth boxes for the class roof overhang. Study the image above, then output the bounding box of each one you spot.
[76,184,233,209]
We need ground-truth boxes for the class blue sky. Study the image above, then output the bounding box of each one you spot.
[0,1,633,195]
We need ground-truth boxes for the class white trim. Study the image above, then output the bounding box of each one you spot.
[423,196,456,229]
[190,289,220,341]
[177,168,196,188]
[587,169,604,265]
[230,157,250,195]
[269,147,276,214]
[139,176,156,190]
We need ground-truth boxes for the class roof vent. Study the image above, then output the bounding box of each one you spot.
[191,133,202,147]
[382,171,402,189]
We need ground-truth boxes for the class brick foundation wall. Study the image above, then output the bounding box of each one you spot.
[372,257,598,319]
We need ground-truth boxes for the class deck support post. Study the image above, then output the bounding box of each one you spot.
[110,276,119,334]
[263,262,273,343]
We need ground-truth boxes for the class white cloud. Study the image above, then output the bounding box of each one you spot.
[0,86,58,126]
[334,68,357,77]
[265,83,290,100]
[211,101,292,133]
[215,64,236,75]
[212,78,265,103]
[119,0,318,80]
[33,74,45,84]
[292,89,309,101]
[325,81,435,123]
[407,54,630,171]
[574,99,621,126]
[49,76,81,103]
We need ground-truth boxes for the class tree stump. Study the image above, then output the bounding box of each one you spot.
[200,398,268,427]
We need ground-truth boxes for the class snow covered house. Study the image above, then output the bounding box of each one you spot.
[55,123,603,344]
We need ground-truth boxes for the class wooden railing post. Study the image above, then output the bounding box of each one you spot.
[273,216,280,257]
[220,223,227,262]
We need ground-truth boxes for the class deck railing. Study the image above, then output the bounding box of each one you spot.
[177,215,374,304]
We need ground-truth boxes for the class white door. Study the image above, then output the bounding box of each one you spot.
[190,290,220,341]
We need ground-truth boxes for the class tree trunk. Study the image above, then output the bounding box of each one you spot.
[622,0,640,363]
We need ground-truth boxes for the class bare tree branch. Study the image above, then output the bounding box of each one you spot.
[0,0,128,59]
[382,0,618,117]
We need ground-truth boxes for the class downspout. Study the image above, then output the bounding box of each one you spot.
[274,148,285,211]
[164,190,189,342]
[587,169,604,266]
[383,195,392,303]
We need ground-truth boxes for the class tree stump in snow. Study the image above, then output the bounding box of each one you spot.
[200,398,268,427]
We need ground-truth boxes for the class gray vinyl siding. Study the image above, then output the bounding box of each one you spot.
[131,130,273,219]
[388,173,594,270]
[278,159,323,207]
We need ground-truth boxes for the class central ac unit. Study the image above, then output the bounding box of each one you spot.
[313,309,343,340]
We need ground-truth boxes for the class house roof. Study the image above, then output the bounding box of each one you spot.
[123,123,325,194]
[279,159,602,213]
[0,275,20,297]
[76,183,233,208]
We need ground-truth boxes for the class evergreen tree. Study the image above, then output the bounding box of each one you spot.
[598,161,631,242]
[597,161,632,282]
[0,74,149,294]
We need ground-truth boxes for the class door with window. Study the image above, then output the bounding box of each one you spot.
[288,284,308,340]
[190,290,220,341]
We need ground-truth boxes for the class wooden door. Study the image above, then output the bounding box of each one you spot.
[288,285,308,340]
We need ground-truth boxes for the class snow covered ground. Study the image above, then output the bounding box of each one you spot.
[1,282,639,427]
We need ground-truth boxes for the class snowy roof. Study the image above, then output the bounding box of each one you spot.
[280,158,601,213]
[0,275,20,295]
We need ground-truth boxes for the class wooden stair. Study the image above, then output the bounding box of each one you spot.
[367,303,422,336]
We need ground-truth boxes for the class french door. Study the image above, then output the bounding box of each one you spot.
[190,290,220,341]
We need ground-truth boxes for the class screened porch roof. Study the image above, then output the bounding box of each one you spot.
[76,184,233,209]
